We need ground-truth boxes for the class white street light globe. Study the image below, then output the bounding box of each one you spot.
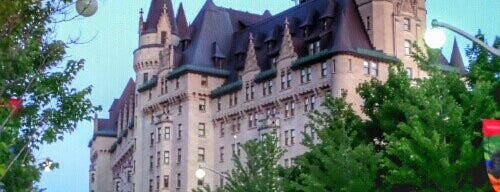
[195,168,206,179]
[424,28,446,49]
[76,0,98,17]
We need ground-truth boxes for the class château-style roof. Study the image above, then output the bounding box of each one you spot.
[450,38,466,74]
[144,0,178,34]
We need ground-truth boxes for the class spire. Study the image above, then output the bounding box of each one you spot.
[450,38,466,74]
[139,8,144,34]
[279,18,297,60]
[262,10,272,18]
[330,0,373,52]
[202,0,217,10]
[144,0,178,34]
[176,3,188,38]
[244,33,259,74]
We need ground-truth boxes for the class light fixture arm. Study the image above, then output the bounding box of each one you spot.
[199,165,226,178]
[432,19,500,56]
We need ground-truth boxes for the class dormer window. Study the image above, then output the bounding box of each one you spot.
[181,40,190,51]
[308,41,321,55]
[271,57,278,67]
[161,31,167,45]
[267,41,274,52]
[303,27,309,37]
[214,58,223,69]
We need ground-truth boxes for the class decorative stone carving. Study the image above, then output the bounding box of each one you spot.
[244,33,259,74]
[279,18,298,61]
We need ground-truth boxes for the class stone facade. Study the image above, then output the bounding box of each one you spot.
[86,0,464,192]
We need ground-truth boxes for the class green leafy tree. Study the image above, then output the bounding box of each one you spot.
[0,0,100,191]
[194,134,285,192]
[292,94,381,192]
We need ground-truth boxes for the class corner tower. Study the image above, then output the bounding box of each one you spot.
[356,0,427,78]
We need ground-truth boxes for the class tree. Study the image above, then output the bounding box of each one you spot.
[292,94,382,192]
[0,0,100,191]
[194,134,286,192]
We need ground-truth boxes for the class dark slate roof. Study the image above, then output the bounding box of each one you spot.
[97,78,135,136]
[436,51,449,65]
[179,0,267,68]
[450,38,467,74]
[176,3,188,38]
[144,0,178,34]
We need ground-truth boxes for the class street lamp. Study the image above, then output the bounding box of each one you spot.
[425,19,500,56]
[75,0,98,17]
[195,165,225,180]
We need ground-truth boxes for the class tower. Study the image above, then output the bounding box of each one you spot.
[356,0,427,78]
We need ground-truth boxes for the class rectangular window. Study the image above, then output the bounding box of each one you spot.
[177,148,181,163]
[268,80,273,94]
[290,129,295,145]
[406,67,413,78]
[307,66,312,82]
[404,18,410,31]
[363,61,369,75]
[150,133,154,146]
[291,101,295,116]
[217,98,221,111]
[287,70,292,88]
[161,31,167,44]
[199,99,206,112]
[253,113,258,126]
[175,78,179,89]
[177,124,182,139]
[127,171,132,182]
[149,155,153,170]
[233,93,238,105]
[198,123,206,137]
[157,127,162,142]
[263,82,267,96]
[366,16,371,30]
[285,130,289,145]
[332,60,336,73]
[308,43,314,55]
[164,151,170,164]
[281,71,286,90]
[250,83,255,99]
[220,146,224,162]
[201,75,208,86]
[157,176,160,190]
[245,83,250,101]
[370,62,378,76]
[285,103,289,117]
[144,73,149,84]
[315,41,321,53]
[304,97,309,112]
[157,152,161,166]
[321,62,327,77]
[300,69,306,83]
[311,95,316,110]
[176,173,181,188]
[164,127,170,140]
[149,179,152,192]
[164,175,169,188]
[405,40,411,55]
[178,103,182,114]
[220,122,225,137]
[198,147,205,162]
[237,142,241,156]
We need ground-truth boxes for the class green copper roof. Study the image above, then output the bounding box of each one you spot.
[137,75,158,93]
[355,48,400,63]
[167,64,231,80]
[291,50,330,70]
[254,67,277,83]
[210,80,242,98]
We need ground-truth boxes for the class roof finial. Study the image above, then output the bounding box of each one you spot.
[163,3,168,15]
[249,33,254,41]
[284,17,290,27]
[139,8,144,19]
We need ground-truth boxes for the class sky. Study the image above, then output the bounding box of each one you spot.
[36,0,499,191]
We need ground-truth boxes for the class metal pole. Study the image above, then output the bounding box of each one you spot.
[432,19,500,56]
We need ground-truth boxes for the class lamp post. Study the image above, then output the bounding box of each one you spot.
[425,19,500,56]
[195,165,226,180]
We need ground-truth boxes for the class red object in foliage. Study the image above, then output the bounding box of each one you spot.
[484,119,500,137]
[9,97,23,113]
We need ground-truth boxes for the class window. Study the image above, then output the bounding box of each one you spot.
[280,71,286,90]
[198,178,204,187]
[406,67,413,78]
[157,152,160,166]
[301,67,312,83]
[199,98,206,112]
[177,148,182,163]
[220,146,225,162]
[291,101,295,116]
[164,175,169,188]
[178,103,182,114]
[311,96,316,110]
[201,75,208,86]
[263,80,273,96]
[363,61,369,75]
[287,70,292,87]
[217,98,221,111]
[198,147,205,162]
[161,31,167,44]
[127,170,132,182]
[308,41,321,55]
[177,124,182,139]
[307,66,312,82]
[271,57,278,67]
[91,173,95,183]
[285,130,289,145]
[198,123,206,137]
[245,83,250,101]
[366,16,371,30]
[175,78,179,89]
[321,62,327,77]
[220,122,225,137]
[161,77,168,94]
[150,132,154,146]
[149,179,152,192]
[304,125,315,140]
[233,93,238,105]
[300,69,306,83]
[237,142,241,156]
[164,151,170,164]
[253,113,258,127]
[332,60,336,73]
[176,173,181,188]
[304,97,309,113]
[290,129,295,145]
[149,155,153,170]
[156,176,160,190]
[157,127,162,142]
[285,103,290,117]
[405,40,411,55]
[304,95,316,112]
[144,73,149,83]
[251,83,255,100]
[403,18,410,31]
[164,127,170,140]
[370,62,378,76]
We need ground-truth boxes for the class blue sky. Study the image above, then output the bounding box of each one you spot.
[37,0,499,191]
